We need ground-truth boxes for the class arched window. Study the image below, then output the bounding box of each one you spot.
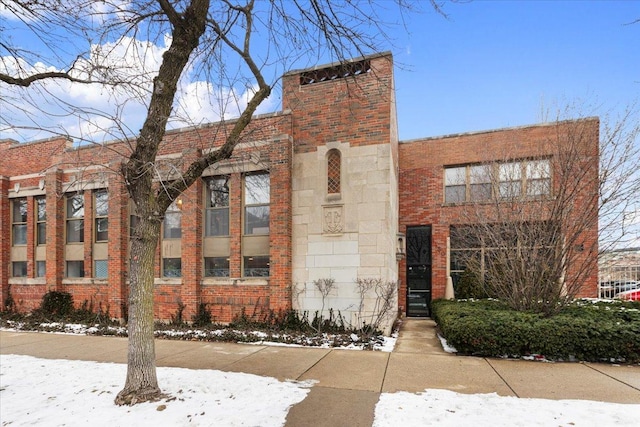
[327,149,341,194]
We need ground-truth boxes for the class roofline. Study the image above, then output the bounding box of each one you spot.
[283,51,392,77]
[399,116,600,144]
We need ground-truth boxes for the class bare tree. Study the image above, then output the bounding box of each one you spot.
[1,0,443,405]
[450,111,640,316]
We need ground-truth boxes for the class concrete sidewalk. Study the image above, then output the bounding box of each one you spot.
[1,319,639,427]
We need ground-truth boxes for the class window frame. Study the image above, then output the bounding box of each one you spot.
[243,256,270,277]
[66,260,85,278]
[327,149,341,195]
[243,172,270,235]
[204,257,230,277]
[94,190,109,242]
[204,176,230,237]
[444,158,551,204]
[12,261,27,278]
[11,198,27,246]
[162,257,182,278]
[163,200,182,239]
[66,193,85,243]
[94,259,108,278]
[36,196,46,245]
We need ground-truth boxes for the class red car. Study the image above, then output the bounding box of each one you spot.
[616,289,640,301]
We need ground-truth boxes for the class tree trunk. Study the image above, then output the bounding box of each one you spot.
[115,217,162,405]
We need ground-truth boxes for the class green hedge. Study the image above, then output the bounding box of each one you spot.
[431,299,640,363]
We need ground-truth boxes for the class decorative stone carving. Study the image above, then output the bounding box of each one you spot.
[323,205,343,234]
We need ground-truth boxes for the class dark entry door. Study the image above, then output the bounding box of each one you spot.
[406,226,432,317]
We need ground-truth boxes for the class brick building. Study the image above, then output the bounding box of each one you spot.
[0,52,599,330]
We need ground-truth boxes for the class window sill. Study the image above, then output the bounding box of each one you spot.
[202,278,268,286]
[326,193,342,203]
[155,278,182,285]
[62,278,107,285]
[8,278,46,285]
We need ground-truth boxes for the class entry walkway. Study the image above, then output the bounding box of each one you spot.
[1,320,639,427]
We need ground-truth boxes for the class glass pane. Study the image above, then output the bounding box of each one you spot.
[406,226,431,265]
[204,257,230,277]
[67,194,84,218]
[245,173,270,205]
[527,159,550,179]
[244,256,270,277]
[95,190,109,216]
[205,208,229,236]
[13,198,27,223]
[245,205,270,234]
[12,224,27,245]
[95,218,108,241]
[470,183,491,201]
[66,261,84,278]
[36,261,46,277]
[499,162,521,181]
[163,258,182,277]
[470,164,491,184]
[445,167,466,185]
[163,212,182,239]
[94,260,108,278]
[445,185,466,203]
[37,197,46,220]
[327,149,341,194]
[499,181,521,198]
[527,178,551,196]
[207,177,229,207]
[12,261,27,277]
[37,221,46,245]
[67,219,84,243]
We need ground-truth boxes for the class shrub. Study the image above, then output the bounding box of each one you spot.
[40,291,74,317]
[192,303,213,327]
[454,269,490,300]
[432,299,640,363]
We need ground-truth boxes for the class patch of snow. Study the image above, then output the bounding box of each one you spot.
[437,333,457,353]
[374,389,640,427]
[0,355,310,427]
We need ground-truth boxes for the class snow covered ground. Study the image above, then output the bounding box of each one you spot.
[1,354,639,426]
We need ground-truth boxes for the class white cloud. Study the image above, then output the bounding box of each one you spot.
[1,35,279,145]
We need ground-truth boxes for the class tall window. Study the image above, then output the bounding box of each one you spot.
[444,167,466,203]
[12,198,27,245]
[244,172,270,235]
[205,176,229,236]
[163,201,182,239]
[36,196,46,245]
[469,164,492,201]
[327,149,341,194]
[94,190,108,242]
[66,194,85,243]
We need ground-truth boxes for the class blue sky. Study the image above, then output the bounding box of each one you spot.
[392,1,640,140]
[1,1,638,143]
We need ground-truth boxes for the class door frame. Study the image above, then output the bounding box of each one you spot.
[405,225,432,317]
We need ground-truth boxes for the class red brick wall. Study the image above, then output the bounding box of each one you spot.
[398,118,600,307]
[1,111,295,322]
[0,176,10,308]
[283,53,394,154]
